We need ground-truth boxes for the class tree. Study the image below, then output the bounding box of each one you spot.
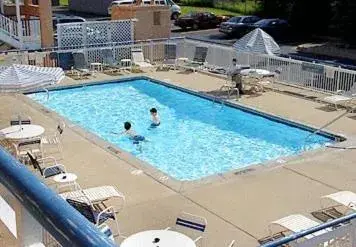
[259,0,293,19]
[332,0,356,44]
[289,0,331,35]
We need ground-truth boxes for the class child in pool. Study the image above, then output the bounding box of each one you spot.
[123,122,145,144]
[149,108,160,128]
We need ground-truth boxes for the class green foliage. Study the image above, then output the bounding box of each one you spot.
[59,0,68,5]
[180,0,260,15]
[181,6,239,16]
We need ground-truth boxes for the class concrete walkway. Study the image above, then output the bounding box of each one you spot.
[1,70,356,246]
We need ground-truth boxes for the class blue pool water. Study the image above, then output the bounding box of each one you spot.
[29,79,333,181]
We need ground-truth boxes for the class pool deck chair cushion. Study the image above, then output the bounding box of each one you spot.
[131,49,153,68]
[270,214,330,240]
[66,198,115,225]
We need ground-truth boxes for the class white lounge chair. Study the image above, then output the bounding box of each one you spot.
[131,48,153,68]
[269,214,330,240]
[311,191,356,222]
[323,83,356,110]
[60,185,125,209]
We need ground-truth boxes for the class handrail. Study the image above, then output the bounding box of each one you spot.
[305,108,352,141]
[261,212,356,247]
[0,147,117,247]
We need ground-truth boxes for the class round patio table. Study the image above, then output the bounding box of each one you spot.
[0,125,45,140]
[121,230,196,247]
[240,69,274,77]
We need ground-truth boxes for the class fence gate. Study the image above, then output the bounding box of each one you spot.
[57,20,134,49]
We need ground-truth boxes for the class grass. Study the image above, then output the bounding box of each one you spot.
[181,6,239,16]
[180,0,260,15]
[59,0,68,6]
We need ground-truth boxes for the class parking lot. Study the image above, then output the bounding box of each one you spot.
[52,7,356,69]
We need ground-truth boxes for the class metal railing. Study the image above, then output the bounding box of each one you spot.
[262,213,356,247]
[0,37,356,94]
[0,147,116,246]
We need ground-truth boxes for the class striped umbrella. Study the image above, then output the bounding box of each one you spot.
[233,28,281,55]
[0,64,64,93]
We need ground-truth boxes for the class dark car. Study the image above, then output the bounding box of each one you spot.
[250,18,290,39]
[219,16,261,37]
[174,12,222,30]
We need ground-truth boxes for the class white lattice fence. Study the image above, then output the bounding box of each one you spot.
[57,20,134,49]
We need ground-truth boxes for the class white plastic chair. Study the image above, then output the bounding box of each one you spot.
[41,121,65,158]
[131,49,153,68]
[166,211,207,245]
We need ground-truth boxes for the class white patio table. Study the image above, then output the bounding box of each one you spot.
[0,125,45,141]
[121,230,196,247]
[240,69,274,77]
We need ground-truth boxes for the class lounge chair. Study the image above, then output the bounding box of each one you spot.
[15,138,43,164]
[269,214,331,240]
[165,211,207,244]
[312,191,356,222]
[179,46,208,72]
[131,48,153,68]
[159,44,178,70]
[72,51,93,78]
[102,48,123,73]
[66,198,120,235]
[59,185,125,210]
[323,83,356,110]
[27,152,66,179]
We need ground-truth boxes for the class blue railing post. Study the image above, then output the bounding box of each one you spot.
[0,147,117,247]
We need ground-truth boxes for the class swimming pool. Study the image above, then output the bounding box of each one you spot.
[29,78,334,181]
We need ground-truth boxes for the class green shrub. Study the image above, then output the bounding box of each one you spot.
[180,0,214,8]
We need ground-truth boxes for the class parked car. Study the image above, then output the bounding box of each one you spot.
[249,18,290,39]
[108,0,181,20]
[52,15,86,32]
[174,12,223,30]
[219,16,260,37]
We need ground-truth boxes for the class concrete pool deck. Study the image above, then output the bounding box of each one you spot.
[1,70,356,246]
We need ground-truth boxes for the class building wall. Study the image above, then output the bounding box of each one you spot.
[68,0,112,15]
[111,5,170,40]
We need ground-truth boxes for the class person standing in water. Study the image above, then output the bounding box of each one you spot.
[149,108,160,128]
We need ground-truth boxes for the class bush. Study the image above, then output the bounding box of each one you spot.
[180,0,214,8]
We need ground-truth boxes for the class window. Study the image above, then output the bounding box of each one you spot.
[153,12,161,25]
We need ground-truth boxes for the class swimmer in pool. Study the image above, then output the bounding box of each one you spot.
[122,122,145,144]
[149,108,160,128]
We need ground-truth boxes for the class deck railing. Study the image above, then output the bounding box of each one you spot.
[0,147,116,246]
[0,37,356,94]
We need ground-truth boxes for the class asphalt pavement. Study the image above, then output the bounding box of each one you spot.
[172,28,297,55]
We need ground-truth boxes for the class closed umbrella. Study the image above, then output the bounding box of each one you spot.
[233,28,281,55]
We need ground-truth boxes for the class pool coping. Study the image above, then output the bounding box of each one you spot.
[22,75,350,192]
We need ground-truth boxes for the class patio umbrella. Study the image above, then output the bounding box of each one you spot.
[0,64,64,93]
[0,64,64,126]
[233,28,281,55]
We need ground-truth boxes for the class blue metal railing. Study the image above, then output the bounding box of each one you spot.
[261,212,356,247]
[0,147,117,247]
